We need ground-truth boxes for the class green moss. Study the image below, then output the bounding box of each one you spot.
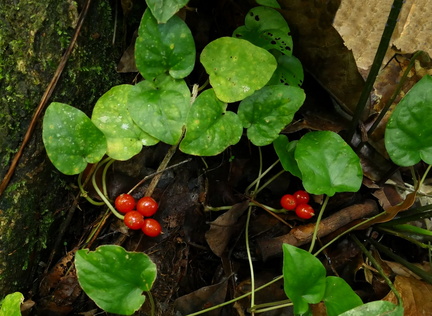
[0,0,122,296]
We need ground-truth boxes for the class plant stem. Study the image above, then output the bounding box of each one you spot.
[245,158,280,195]
[185,276,283,316]
[77,170,104,206]
[367,51,426,138]
[245,204,256,314]
[308,195,330,253]
[347,0,404,141]
[254,169,285,196]
[101,158,115,197]
[128,158,191,195]
[91,159,124,220]
[352,235,403,307]
[253,301,293,314]
[419,164,432,189]
[146,291,156,316]
[313,210,388,257]
[377,227,431,249]
[250,199,292,228]
[368,237,432,284]
[144,84,199,197]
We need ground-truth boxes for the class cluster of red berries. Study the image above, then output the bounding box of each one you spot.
[280,190,315,219]
[114,193,162,237]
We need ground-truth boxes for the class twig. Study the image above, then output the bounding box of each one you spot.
[0,0,93,196]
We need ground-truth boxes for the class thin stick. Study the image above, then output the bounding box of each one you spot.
[0,0,93,196]
[128,158,191,194]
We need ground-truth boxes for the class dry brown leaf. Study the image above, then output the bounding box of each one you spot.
[384,260,431,280]
[205,201,249,257]
[383,275,432,316]
[334,0,432,73]
[357,191,416,229]
[173,279,228,316]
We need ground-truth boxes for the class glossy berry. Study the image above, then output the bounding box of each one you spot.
[280,194,297,211]
[293,190,310,204]
[124,211,145,230]
[295,204,315,219]
[115,193,136,214]
[142,218,162,237]
[137,196,159,217]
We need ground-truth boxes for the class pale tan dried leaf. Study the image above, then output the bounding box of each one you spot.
[334,0,432,72]
[383,275,432,316]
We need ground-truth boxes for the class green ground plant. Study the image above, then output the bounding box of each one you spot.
[2,0,431,315]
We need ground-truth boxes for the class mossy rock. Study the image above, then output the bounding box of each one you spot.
[0,0,122,297]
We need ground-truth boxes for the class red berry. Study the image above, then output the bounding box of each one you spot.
[124,211,145,230]
[115,193,136,214]
[295,204,314,219]
[280,194,297,211]
[142,218,162,237]
[294,190,310,204]
[137,196,159,217]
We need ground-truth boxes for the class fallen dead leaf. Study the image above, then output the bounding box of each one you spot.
[383,275,432,316]
[205,201,249,257]
[334,0,432,73]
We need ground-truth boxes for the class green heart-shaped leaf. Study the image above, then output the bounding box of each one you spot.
[295,131,363,196]
[273,135,302,178]
[135,8,195,79]
[233,6,292,56]
[75,245,157,315]
[282,244,326,315]
[200,37,277,103]
[385,75,432,166]
[268,54,304,87]
[146,0,189,23]
[43,102,106,175]
[128,83,189,145]
[135,73,191,99]
[238,85,305,146]
[91,85,159,160]
[180,89,243,156]
[0,292,24,316]
[323,276,363,316]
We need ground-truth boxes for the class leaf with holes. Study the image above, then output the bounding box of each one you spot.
[42,102,106,175]
[233,6,293,56]
[295,131,363,196]
[282,244,326,315]
[385,75,432,167]
[268,54,304,87]
[75,245,157,315]
[201,37,276,103]
[146,0,189,23]
[273,135,302,178]
[128,83,189,145]
[135,8,195,79]
[238,85,305,146]
[180,89,243,156]
[91,85,158,161]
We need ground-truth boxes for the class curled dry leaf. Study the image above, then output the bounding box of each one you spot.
[383,275,432,316]
[205,201,249,257]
